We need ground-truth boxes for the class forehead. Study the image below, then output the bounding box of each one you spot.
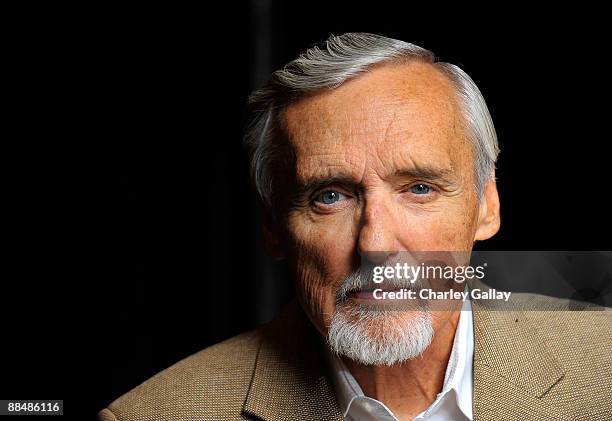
[283,61,471,183]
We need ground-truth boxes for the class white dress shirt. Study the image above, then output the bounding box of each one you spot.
[326,299,474,421]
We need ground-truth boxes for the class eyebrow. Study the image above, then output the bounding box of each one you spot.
[390,165,457,185]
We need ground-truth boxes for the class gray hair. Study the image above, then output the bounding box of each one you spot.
[244,32,499,211]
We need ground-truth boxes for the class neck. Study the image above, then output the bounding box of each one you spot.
[342,311,460,421]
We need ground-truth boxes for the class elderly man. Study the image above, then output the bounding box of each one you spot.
[99,33,611,420]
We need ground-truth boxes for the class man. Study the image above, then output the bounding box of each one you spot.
[99,33,611,420]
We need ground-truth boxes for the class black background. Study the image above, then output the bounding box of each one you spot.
[2,3,610,419]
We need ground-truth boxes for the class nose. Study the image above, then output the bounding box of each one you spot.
[358,194,399,263]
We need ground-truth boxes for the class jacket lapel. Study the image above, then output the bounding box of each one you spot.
[242,302,343,421]
[471,298,568,419]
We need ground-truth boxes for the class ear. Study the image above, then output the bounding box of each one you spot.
[262,212,287,260]
[474,179,501,241]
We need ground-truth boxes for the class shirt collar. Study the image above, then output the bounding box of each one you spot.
[442,297,474,419]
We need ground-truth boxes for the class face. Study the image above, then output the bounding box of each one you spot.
[266,62,500,352]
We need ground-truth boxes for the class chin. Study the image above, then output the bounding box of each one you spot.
[327,304,434,366]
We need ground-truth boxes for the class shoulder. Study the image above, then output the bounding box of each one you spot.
[519,294,612,357]
[99,329,263,421]
[501,292,612,352]
[513,293,612,329]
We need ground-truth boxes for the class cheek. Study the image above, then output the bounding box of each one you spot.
[435,214,478,249]
[286,213,359,333]
[397,201,479,250]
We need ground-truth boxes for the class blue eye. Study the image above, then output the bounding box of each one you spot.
[410,184,431,195]
[317,190,345,205]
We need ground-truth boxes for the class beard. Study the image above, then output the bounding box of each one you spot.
[327,269,434,366]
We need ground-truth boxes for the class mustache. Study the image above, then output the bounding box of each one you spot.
[335,268,427,304]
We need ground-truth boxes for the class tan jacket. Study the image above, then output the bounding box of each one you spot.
[99,296,612,420]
